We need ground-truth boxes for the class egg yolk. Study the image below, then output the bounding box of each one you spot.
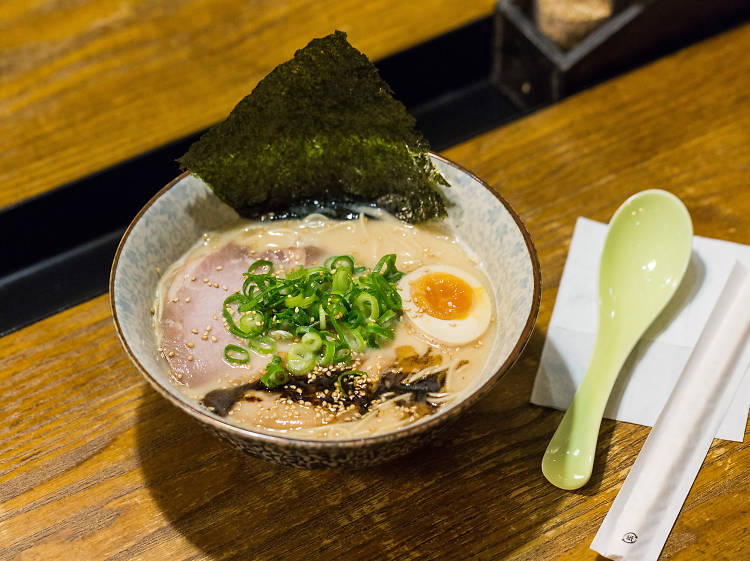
[410,273,473,320]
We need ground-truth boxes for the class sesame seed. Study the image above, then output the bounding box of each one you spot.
[213,315,219,320]
[150,307,155,315]
[205,325,212,331]
[222,285,228,291]
[191,329,198,334]
[211,336,217,342]
[168,351,175,357]
[213,283,219,288]
[216,265,224,271]
[191,276,196,281]
[187,355,194,361]
[201,335,208,340]
[203,278,209,283]
[155,267,161,274]
[185,297,191,303]
[186,342,194,348]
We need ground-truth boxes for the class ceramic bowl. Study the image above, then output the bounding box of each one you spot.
[110,154,541,468]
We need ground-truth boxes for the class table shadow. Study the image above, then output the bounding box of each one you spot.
[132,329,610,560]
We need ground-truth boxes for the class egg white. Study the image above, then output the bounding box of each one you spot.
[397,264,492,346]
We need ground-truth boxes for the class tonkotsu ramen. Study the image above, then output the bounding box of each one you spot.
[154,209,496,439]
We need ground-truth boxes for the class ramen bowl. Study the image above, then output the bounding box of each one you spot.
[110,154,541,468]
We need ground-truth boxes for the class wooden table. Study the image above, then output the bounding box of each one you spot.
[2,2,750,559]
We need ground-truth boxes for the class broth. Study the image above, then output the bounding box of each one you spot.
[154,211,496,439]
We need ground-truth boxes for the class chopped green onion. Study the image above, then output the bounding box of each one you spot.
[328,255,355,272]
[300,331,323,352]
[373,274,401,309]
[379,309,398,327]
[374,253,403,282]
[239,310,265,334]
[332,267,352,294]
[334,346,351,363]
[223,293,252,337]
[345,307,364,328]
[287,343,316,375]
[320,339,336,365]
[224,344,250,364]
[285,266,307,280]
[248,335,277,354]
[366,323,394,339]
[248,259,273,275]
[325,293,349,320]
[332,319,365,353]
[304,266,327,277]
[269,329,294,342]
[220,254,403,376]
[355,292,380,321]
[319,306,327,330]
[261,355,288,388]
[285,293,317,308]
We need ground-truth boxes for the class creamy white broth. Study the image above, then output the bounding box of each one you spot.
[155,211,496,439]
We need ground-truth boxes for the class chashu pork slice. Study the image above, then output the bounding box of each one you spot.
[159,244,310,388]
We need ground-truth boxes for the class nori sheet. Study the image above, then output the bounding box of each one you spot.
[178,31,448,223]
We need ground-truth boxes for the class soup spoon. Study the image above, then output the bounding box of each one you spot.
[542,189,692,490]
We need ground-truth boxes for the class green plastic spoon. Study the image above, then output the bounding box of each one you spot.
[542,189,693,490]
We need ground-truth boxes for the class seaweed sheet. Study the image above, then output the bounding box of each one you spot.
[178,31,448,223]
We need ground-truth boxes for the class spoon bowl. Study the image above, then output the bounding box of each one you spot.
[542,189,692,490]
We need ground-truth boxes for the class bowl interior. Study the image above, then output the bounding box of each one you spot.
[111,155,539,442]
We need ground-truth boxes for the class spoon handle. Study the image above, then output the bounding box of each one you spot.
[541,338,630,490]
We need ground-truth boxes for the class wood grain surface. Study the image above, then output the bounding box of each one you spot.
[0,0,494,210]
[3,18,750,561]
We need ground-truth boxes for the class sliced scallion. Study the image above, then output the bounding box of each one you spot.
[261,355,288,388]
[220,254,404,376]
[300,331,323,352]
[320,339,336,365]
[248,335,277,354]
[355,292,380,321]
[239,310,265,334]
[247,259,274,275]
[224,344,250,364]
[287,343,316,375]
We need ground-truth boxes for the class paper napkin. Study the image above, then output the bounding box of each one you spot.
[531,217,750,441]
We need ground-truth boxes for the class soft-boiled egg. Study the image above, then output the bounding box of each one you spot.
[397,264,492,345]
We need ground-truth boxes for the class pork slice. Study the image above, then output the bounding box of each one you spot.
[160,244,307,388]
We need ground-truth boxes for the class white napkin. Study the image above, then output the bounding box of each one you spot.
[531,217,750,441]
[591,262,750,561]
